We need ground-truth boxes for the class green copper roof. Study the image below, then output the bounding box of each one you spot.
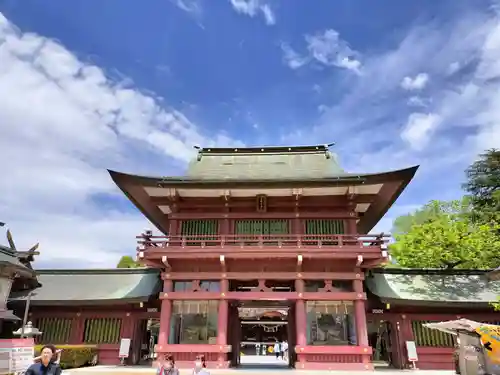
[9,268,160,305]
[366,269,500,305]
[187,145,345,180]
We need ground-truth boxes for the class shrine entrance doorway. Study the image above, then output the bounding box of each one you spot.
[234,301,295,369]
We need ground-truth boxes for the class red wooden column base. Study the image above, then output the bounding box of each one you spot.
[154,345,231,369]
[295,346,373,370]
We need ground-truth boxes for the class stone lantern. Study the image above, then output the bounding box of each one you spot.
[13,321,42,338]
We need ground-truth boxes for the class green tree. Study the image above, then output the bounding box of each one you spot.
[463,148,500,225]
[391,199,470,235]
[390,200,500,269]
[117,255,141,268]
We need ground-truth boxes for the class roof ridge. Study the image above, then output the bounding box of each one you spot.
[195,144,335,155]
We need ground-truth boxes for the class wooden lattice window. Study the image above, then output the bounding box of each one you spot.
[411,321,454,347]
[305,219,345,235]
[36,318,73,344]
[181,220,219,246]
[304,219,345,244]
[83,318,121,344]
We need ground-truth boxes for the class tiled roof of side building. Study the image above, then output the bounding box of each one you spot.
[366,268,500,306]
[9,268,161,305]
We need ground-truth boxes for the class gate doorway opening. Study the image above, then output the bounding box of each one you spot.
[231,301,295,370]
[368,319,395,368]
[135,318,160,365]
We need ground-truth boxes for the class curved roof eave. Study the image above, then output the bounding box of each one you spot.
[108,165,419,187]
[108,165,419,235]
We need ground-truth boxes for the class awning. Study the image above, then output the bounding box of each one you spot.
[10,268,161,305]
[424,319,483,335]
[366,271,500,305]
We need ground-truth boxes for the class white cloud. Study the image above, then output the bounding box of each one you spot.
[400,113,442,150]
[400,73,429,90]
[229,0,276,25]
[280,43,309,69]
[172,0,202,16]
[0,12,242,268]
[447,61,460,75]
[282,7,500,175]
[260,4,275,25]
[281,29,362,74]
[407,96,429,107]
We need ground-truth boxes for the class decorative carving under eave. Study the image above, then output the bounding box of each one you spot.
[318,280,342,293]
[256,279,272,292]
[190,280,202,292]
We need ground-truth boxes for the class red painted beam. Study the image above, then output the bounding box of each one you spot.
[168,211,354,219]
[160,291,364,300]
[142,249,384,260]
[155,344,232,353]
[151,194,378,207]
[302,292,365,300]
[296,345,372,355]
[161,271,365,280]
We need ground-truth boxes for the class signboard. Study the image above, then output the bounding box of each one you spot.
[118,338,131,358]
[405,340,418,362]
[0,338,34,374]
[475,325,500,364]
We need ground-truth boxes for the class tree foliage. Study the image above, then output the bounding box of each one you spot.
[392,199,471,235]
[390,199,500,269]
[463,148,500,225]
[494,298,500,311]
[117,255,141,268]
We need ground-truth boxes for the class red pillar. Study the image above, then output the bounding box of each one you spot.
[353,279,368,346]
[216,279,229,367]
[70,315,85,344]
[158,279,173,349]
[294,279,307,368]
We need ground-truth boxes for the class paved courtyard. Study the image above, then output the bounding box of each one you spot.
[65,360,456,375]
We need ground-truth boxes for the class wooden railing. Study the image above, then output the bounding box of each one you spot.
[137,233,389,250]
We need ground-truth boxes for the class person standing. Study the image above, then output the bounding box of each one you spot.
[192,354,210,375]
[156,354,179,375]
[26,345,62,375]
[274,341,281,359]
[282,340,288,361]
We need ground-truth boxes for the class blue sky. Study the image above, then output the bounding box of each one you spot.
[0,0,499,268]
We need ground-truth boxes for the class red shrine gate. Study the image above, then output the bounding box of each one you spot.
[110,144,418,370]
[138,236,387,370]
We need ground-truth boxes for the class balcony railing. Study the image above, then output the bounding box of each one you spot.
[137,233,389,250]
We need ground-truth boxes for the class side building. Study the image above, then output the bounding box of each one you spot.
[9,268,499,370]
